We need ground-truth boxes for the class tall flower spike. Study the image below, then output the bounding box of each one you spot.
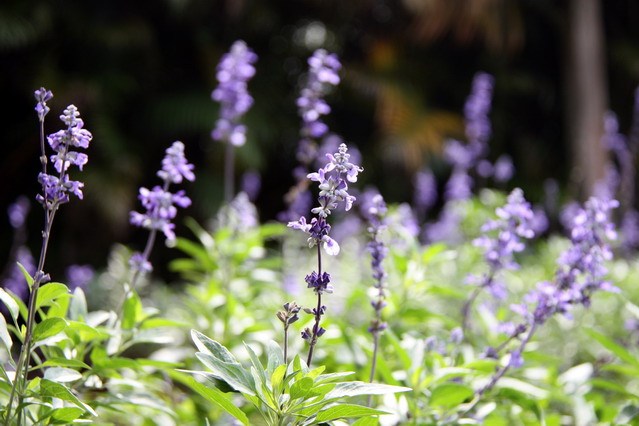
[129,141,195,275]
[286,142,362,367]
[36,104,93,207]
[297,49,341,139]
[211,40,257,147]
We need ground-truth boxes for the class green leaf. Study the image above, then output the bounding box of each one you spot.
[585,328,639,367]
[290,377,314,400]
[244,342,267,384]
[430,382,474,408]
[0,288,19,323]
[316,404,386,422]
[42,358,91,370]
[192,330,238,364]
[122,290,143,329]
[195,352,255,396]
[69,287,88,321]
[271,364,287,390]
[351,416,381,426]
[40,379,97,416]
[44,367,83,383]
[35,283,69,310]
[49,407,84,423]
[16,262,34,289]
[324,381,411,400]
[171,371,249,425]
[0,315,12,351]
[267,340,284,374]
[32,318,67,342]
[616,404,639,424]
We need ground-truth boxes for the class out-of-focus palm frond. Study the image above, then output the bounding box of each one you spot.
[347,69,463,172]
[404,0,525,53]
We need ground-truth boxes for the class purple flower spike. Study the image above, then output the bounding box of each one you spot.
[297,49,341,139]
[36,104,92,208]
[158,141,195,184]
[211,40,258,147]
[34,88,53,122]
[130,141,195,245]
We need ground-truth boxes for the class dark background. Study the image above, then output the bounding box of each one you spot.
[1,0,638,277]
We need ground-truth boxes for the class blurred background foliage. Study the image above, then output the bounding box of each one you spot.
[1,0,638,277]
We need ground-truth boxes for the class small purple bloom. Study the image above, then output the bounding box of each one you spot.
[34,87,53,122]
[130,142,195,244]
[305,271,333,294]
[493,155,514,183]
[211,40,257,147]
[36,104,92,208]
[129,252,153,274]
[464,72,494,147]
[240,170,261,202]
[65,264,95,291]
[3,247,35,300]
[8,196,30,229]
[413,170,437,214]
[444,169,473,201]
[297,49,341,139]
[157,141,195,184]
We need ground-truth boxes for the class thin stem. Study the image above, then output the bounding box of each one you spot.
[283,326,289,364]
[461,321,537,417]
[224,142,235,203]
[306,245,323,367]
[461,271,494,335]
[5,115,61,425]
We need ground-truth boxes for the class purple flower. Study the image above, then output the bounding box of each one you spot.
[65,264,94,291]
[464,72,494,147]
[8,196,30,229]
[473,188,536,271]
[211,40,257,147]
[157,141,195,184]
[129,253,153,274]
[34,87,53,122]
[305,271,333,294]
[2,247,35,300]
[413,170,437,214]
[240,170,261,202]
[444,169,473,201]
[493,155,514,183]
[130,186,191,242]
[297,49,341,139]
[514,196,619,326]
[36,104,92,207]
[130,141,195,244]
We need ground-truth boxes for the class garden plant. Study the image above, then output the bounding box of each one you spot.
[2,39,639,426]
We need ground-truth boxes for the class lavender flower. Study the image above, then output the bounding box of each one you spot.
[36,105,93,207]
[65,264,95,291]
[473,188,536,272]
[287,142,362,366]
[462,189,536,333]
[8,196,30,229]
[281,51,342,223]
[211,40,257,147]
[130,186,192,242]
[297,49,341,139]
[493,155,514,183]
[360,189,390,383]
[129,141,194,275]
[464,72,495,148]
[2,247,35,301]
[240,170,261,202]
[444,169,473,202]
[413,170,437,215]
[34,87,53,122]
